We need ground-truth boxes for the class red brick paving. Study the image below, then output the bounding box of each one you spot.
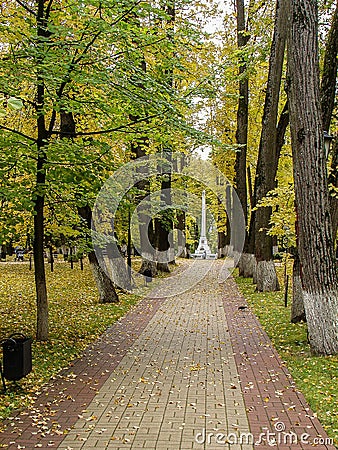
[222,277,336,449]
[0,294,166,449]
[0,269,336,449]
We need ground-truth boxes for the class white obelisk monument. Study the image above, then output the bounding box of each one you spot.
[195,190,211,257]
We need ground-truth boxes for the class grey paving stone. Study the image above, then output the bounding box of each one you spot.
[61,261,253,450]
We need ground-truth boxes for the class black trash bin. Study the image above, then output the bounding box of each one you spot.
[2,333,32,381]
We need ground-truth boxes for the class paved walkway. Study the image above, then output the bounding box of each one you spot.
[0,260,335,449]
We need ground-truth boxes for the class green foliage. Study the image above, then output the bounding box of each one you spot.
[0,0,224,255]
[254,184,296,247]
[235,271,338,445]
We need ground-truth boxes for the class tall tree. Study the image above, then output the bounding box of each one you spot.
[234,0,252,274]
[287,0,338,354]
[155,1,176,272]
[291,4,338,322]
[34,0,53,340]
[291,3,338,323]
[0,0,189,339]
[252,0,288,291]
[59,110,121,301]
[321,3,338,240]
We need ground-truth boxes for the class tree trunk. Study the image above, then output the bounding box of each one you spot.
[34,0,49,341]
[252,258,258,285]
[321,3,338,242]
[130,141,157,277]
[155,3,175,271]
[234,0,250,273]
[254,0,287,291]
[128,34,157,277]
[78,205,119,303]
[243,88,288,281]
[234,0,249,232]
[320,1,338,133]
[34,189,48,341]
[217,186,231,258]
[177,210,186,258]
[329,140,338,240]
[287,0,338,355]
[88,251,119,303]
[136,187,157,277]
[49,245,54,272]
[256,260,280,291]
[106,243,133,291]
[291,251,306,323]
[155,157,173,273]
[175,155,187,258]
[155,220,171,272]
[238,253,255,278]
[224,184,233,257]
[218,230,228,258]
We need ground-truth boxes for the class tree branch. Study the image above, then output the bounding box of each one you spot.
[109,0,142,28]
[45,0,54,21]
[46,0,149,134]
[0,90,36,108]
[50,113,159,137]
[0,125,37,142]
[15,0,36,16]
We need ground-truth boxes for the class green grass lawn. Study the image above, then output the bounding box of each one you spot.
[0,259,147,423]
[234,266,338,445]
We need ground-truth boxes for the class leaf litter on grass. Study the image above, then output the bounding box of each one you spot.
[0,260,140,424]
[234,269,338,445]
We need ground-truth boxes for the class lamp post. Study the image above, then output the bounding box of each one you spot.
[324,131,334,158]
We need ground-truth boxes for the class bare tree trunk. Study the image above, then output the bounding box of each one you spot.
[177,211,187,258]
[320,3,338,242]
[155,152,173,273]
[34,0,49,341]
[238,253,256,278]
[34,183,48,341]
[88,251,119,303]
[254,0,288,292]
[235,0,252,274]
[291,251,306,323]
[329,140,338,240]
[78,205,119,303]
[106,243,133,292]
[320,1,338,133]
[287,0,338,355]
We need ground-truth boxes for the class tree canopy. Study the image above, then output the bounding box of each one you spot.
[0,0,337,354]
